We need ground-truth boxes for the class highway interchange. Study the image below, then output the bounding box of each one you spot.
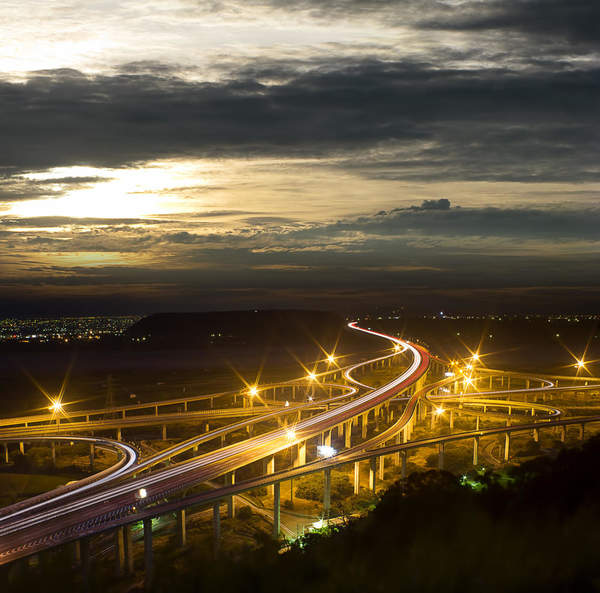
[1,321,600,584]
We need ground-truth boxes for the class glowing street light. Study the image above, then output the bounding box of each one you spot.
[327,354,335,364]
[286,429,296,441]
[393,344,401,352]
[48,400,63,413]
[472,353,480,361]
[317,445,337,458]
[138,487,147,499]
[434,407,445,416]
[307,372,317,381]
[248,385,259,397]
[576,359,586,369]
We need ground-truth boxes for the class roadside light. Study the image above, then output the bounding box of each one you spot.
[465,377,474,385]
[317,445,336,458]
[48,400,63,413]
[472,353,480,361]
[307,372,317,381]
[248,385,258,397]
[327,354,335,364]
[286,429,296,441]
[444,371,455,377]
[576,359,585,369]
[394,344,401,352]
[434,407,445,416]
[138,488,147,499]
[312,519,324,529]
[308,396,313,402]
[465,363,473,370]
[285,400,290,407]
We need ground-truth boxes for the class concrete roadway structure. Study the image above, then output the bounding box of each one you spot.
[2,321,600,588]
[0,323,431,565]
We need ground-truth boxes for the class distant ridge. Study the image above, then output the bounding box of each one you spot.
[126,310,348,349]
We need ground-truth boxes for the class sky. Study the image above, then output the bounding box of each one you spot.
[1,0,599,315]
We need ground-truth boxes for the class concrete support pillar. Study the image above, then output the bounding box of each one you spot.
[489,376,493,389]
[324,431,332,447]
[116,428,122,441]
[226,472,236,518]
[124,525,134,574]
[438,442,445,470]
[72,539,81,566]
[183,401,188,412]
[369,457,377,491]
[344,421,352,448]
[533,427,539,442]
[353,461,360,494]
[526,379,530,389]
[378,456,385,480]
[3,443,8,464]
[81,537,91,593]
[154,405,159,416]
[297,441,306,466]
[143,518,153,591]
[579,424,585,440]
[361,414,368,439]
[162,424,167,440]
[449,410,454,431]
[323,468,331,518]
[473,436,479,466]
[177,509,187,547]
[19,441,24,455]
[212,503,221,558]
[504,433,510,462]
[560,425,566,442]
[273,482,281,538]
[114,527,125,577]
[265,456,275,496]
[401,450,407,479]
[476,416,480,431]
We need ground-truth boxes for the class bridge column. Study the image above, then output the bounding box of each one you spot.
[369,457,377,491]
[51,442,56,466]
[560,425,566,442]
[273,482,281,538]
[114,527,125,577]
[579,424,585,440]
[323,468,331,518]
[489,376,493,389]
[81,537,91,593]
[3,443,8,464]
[438,443,445,470]
[89,444,95,472]
[324,431,332,447]
[449,410,454,431]
[353,461,360,494]
[297,441,306,466]
[265,456,275,496]
[226,471,236,518]
[124,525,134,574]
[212,502,221,558]
[378,456,385,480]
[143,518,153,591]
[401,450,407,479]
[116,428,122,441]
[533,427,539,442]
[473,436,479,465]
[504,433,510,462]
[476,416,480,431]
[361,414,368,439]
[176,509,187,546]
[344,421,352,448]
[162,425,167,440]
[19,441,24,454]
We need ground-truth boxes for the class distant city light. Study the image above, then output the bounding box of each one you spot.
[317,445,337,458]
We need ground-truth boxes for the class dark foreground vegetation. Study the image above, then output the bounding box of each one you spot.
[9,437,600,592]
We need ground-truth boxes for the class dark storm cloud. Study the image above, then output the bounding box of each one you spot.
[0,61,598,182]
[419,0,600,46]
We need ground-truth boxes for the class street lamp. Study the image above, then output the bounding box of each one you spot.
[327,354,335,364]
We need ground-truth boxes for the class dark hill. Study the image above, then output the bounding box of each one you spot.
[126,310,365,351]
